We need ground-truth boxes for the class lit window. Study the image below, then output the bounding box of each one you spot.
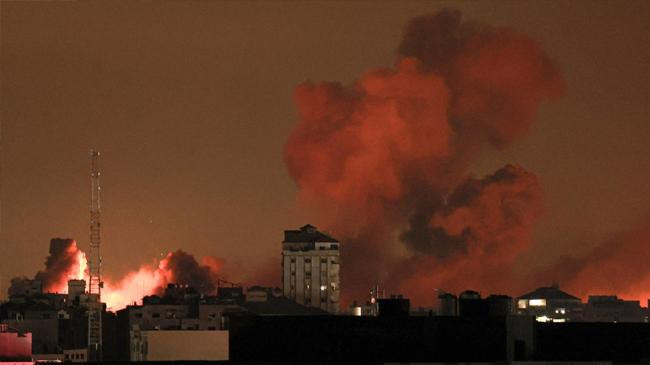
[529,299,547,307]
[320,285,327,291]
[517,300,527,309]
[535,315,551,322]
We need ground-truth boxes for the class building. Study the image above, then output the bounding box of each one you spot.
[63,348,88,363]
[438,292,458,316]
[377,295,410,317]
[1,279,114,359]
[459,290,489,317]
[282,224,340,313]
[516,285,583,322]
[130,329,228,361]
[0,323,31,362]
[348,285,387,316]
[583,295,645,322]
[228,315,536,362]
[7,278,42,298]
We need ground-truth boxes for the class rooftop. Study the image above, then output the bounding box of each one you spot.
[518,286,580,301]
[283,224,339,243]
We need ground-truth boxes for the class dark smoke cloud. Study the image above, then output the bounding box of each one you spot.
[159,250,224,295]
[34,238,83,291]
[284,9,562,304]
[8,238,85,296]
[403,164,542,261]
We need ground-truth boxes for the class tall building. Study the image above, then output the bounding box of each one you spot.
[282,225,340,313]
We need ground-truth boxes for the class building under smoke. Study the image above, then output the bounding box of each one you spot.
[516,285,583,322]
[282,225,340,314]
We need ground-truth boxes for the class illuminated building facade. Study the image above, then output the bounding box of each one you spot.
[282,225,340,313]
[516,285,582,322]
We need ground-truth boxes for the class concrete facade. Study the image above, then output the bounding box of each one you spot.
[130,329,228,361]
[0,324,31,361]
[282,225,340,313]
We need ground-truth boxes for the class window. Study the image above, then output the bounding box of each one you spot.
[290,258,295,263]
[152,313,160,318]
[529,299,547,307]
[305,258,311,263]
[517,300,527,309]
[321,258,327,264]
[134,313,143,318]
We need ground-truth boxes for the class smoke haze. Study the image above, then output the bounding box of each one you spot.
[285,9,563,303]
[9,244,226,310]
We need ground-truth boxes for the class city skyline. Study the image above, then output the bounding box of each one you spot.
[1,1,650,306]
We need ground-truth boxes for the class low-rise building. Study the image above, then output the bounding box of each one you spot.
[130,328,228,361]
[516,285,583,322]
[0,323,31,362]
[584,295,645,322]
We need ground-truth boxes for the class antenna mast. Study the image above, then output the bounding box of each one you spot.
[88,149,102,360]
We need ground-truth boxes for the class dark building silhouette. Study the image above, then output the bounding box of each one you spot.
[583,295,645,322]
[438,292,458,316]
[377,295,410,317]
[228,315,517,362]
[459,290,489,317]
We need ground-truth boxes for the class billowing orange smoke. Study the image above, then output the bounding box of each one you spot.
[102,250,225,310]
[35,238,87,293]
[285,9,563,304]
[533,216,650,303]
[9,239,87,297]
[10,245,225,311]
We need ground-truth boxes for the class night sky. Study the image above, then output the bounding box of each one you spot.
[1,1,649,302]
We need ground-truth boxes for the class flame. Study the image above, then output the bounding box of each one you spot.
[74,250,88,281]
[102,261,169,310]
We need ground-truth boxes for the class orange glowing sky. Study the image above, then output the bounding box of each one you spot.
[1,1,649,304]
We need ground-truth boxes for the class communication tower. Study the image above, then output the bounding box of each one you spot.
[88,150,102,360]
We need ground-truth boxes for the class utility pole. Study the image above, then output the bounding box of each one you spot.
[88,150,102,361]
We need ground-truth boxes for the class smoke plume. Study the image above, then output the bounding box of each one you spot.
[32,238,88,293]
[533,216,650,302]
[9,242,226,310]
[101,250,226,310]
[285,9,563,304]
